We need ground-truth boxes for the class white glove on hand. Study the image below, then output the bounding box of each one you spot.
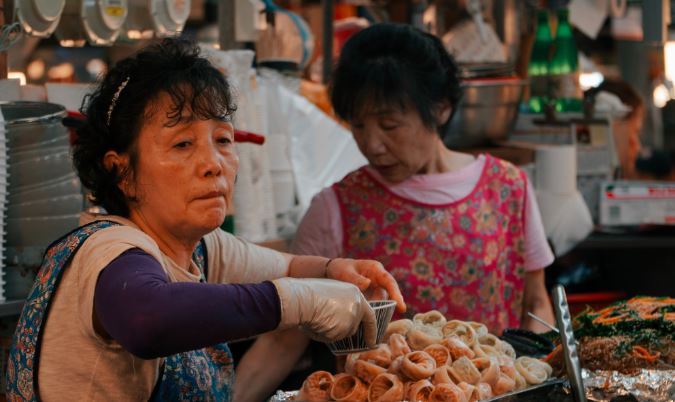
[272,278,376,345]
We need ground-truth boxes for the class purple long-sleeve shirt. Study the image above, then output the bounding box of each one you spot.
[94,248,281,359]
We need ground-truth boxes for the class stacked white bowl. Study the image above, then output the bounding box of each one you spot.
[0,108,7,302]
[0,102,84,301]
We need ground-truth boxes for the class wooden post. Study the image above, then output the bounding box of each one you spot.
[0,0,8,79]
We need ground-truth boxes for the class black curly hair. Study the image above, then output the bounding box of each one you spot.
[74,38,236,217]
[585,78,644,121]
[329,23,463,136]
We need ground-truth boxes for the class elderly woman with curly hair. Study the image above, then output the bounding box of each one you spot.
[6,39,404,402]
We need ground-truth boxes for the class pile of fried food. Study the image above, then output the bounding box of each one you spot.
[296,311,553,402]
[546,296,675,373]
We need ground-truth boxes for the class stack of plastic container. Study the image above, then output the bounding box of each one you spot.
[0,102,84,301]
[257,69,300,237]
[202,46,278,242]
[0,109,7,303]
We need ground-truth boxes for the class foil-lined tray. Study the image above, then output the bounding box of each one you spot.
[270,380,573,402]
[270,370,675,401]
[269,390,298,402]
[583,368,675,402]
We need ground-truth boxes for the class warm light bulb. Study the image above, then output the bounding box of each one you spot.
[8,71,26,86]
[59,39,86,47]
[86,58,107,79]
[653,83,670,108]
[125,29,154,40]
[665,41,675,83]
[579,72,604,91]
[27,59,46,80]
[126,29,142,39]
[48,63,75,80]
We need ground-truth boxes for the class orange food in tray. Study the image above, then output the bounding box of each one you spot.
[295,311,553,402]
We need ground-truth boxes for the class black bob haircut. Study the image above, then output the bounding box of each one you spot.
[330,23,462,135]
[73,38,236,217]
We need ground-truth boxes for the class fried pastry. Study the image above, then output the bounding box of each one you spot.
[441,337,475,360]
[515,356,551,385]
[388,333,411,358]
[383,319,413,342]
[353,360,386,384]
[406,379,435,402]
[330,374,367,402]
[442,321,477,347]
[297,370,334,402]
[358,344,392,368]
[367,373,404,402]
[424,343,451,367]
[448,357,480,385]
[401,351,437,381]
[429,382,466,402]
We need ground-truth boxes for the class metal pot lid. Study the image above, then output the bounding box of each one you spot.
[151,0,190,37]
[82,0,128,45]
[0,102,67,125]
[15,0,66,37]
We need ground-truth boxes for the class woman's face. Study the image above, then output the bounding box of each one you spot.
[120,92,238,239]
[350,103,448,183]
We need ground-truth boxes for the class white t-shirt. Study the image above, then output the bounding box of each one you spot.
[38,215,286,401]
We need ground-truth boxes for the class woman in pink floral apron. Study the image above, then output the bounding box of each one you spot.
[244,23,556,397]
[6,39,404,402]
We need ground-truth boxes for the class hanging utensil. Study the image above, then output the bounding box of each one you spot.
[466,0,487,42]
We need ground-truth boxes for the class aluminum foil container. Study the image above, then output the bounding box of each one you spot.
[583,369,675,402]
[269,380,573,402]
[270,372,675,402]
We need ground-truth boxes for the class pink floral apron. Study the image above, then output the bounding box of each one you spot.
[334,155,528,334]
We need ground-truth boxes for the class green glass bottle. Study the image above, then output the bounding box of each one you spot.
[550,8,582,112]
[528,10,553,113]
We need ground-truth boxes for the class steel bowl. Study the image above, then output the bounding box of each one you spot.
[443,78,528,149]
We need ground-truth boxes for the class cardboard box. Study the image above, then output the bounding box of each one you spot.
[599,181,675,226]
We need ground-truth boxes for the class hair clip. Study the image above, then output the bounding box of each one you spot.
[106,76,130,126]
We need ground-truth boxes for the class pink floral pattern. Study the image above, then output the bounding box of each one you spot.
[335,156,527,334]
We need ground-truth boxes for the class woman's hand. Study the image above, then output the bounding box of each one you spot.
[521,270,555,333]
[273,278,377,344]
[326,258,406,313]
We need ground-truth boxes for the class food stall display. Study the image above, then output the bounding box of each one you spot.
[0,101,83,301]
[292,311,554,401]
[546,296,675,401]
[547,296,674,372]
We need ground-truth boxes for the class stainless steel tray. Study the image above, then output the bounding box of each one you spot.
[483,379,571,402]
[270,379,571,402]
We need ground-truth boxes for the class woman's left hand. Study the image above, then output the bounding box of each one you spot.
[326,258,406,313]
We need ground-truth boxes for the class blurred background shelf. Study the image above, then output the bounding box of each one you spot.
[0,300,24,318]
[577,231,675,249]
